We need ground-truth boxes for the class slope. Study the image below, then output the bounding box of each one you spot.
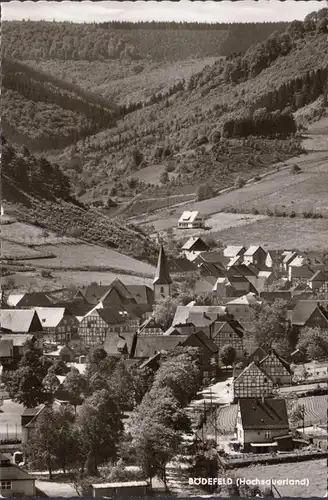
[1,138,158,263]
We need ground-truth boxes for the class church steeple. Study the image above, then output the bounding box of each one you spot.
[153,245,172,300]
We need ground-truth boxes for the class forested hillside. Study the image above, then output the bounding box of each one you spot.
[2,20,288,62]
[2,59,119,150]
[1,137,157,261]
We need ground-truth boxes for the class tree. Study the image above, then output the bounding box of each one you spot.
[159,171,169,185]
[153,296,180,330]
[77,389,123,476]
[296,327,328,361]
[63,368,87,410]
[4,339,50,407]
[128,364,155,405]
[42,372,60,402]
[220,345,237,367]
[197,182,214,201]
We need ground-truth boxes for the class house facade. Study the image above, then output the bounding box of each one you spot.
[233,362,274,401]
[0,453,36,497]
[243,246,267,267]
[258,352,293,386]
[211,321,244,359]
[181,237,209,260]
[178,211,204,229]
[235,398,291,453]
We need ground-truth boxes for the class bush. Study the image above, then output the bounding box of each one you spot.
[197,182,215,201]
[235,176,246,188]
[291,164,302,175]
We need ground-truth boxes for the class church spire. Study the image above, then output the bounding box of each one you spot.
[153,245,172,285]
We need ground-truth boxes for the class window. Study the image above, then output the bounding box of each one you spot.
[160,287,164,294]
[276,377,281,384]
[265,431,271,439]
[1,481,11,490]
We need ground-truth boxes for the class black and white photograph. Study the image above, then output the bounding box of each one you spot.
[1,0,328,497]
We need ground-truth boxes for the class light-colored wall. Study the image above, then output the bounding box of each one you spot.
[154,283,171,302]
[1,479,35,497]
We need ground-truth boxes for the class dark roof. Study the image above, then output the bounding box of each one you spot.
[153,245,172,285]
[308,270,328,282]
[213,320,244,339]
[197,251,228,266]
[103,332,136,357]
[22,406,43,418]
[16,292,53,308]
[182,237,209,251]
[245,346,268,365]
[291,301,328,326]
[168,258,199,273]
[199,262,225,279]
[139,317,164,332]
[125,285,154,306]
[238,398,289,430]
[53,300,93,317]
[97,308,131,325]
[139,352,162,370]
[227,265,257,277]
[0,464,35,481]
[181,330,218,354]
[132,335,187,358]
[78,279,136,306]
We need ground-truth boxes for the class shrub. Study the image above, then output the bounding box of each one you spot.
[251,208,259,215]
[291,164,302,175]
[197,182,215,201]
[235,176,246,188]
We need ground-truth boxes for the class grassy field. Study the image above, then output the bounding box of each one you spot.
[233,459,326,497]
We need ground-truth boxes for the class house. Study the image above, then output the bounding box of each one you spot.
[103,332,136,358]
[244,345,269,365]
[243,246,267,267]
[265,250,282,270]
[125,285,154,312]
[132,335,188,359]
[0,338,14,366]
[288,264,314,281]
[258,350,293,386]
[138,317,164,335]
[172,306,229,338]
[233,362,275,400]
[75,279,141,310]
[77,307,140,348]
[281,251,298,272]
[223,246,246,259]
[307,270,328,292]
[290,301,328,329]
[211,320,244,359]
[178,211,204,229]
[21,405,46,445]
[14,292,53,309]
[181,237,209,259]
[179,330,220,382]
[92,481,150,498]
[0,453,36,497]
[226,293,261,321]
[5,293,25,308]
[212,277,237,298]
[153,245,173,301]
[43,345,75,363]
[260,291,292,303]
[225,272,258,296]
[193,276,217,296]
[0,310,43,333]
[0,334,40,365]
[235,398,292,453]
[194,251,229,268]
[168,258,199,274]
[34,307,79,344]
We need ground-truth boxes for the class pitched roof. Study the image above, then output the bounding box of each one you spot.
[199,262,225,279]
[238,398,289,430]
[282,251,298,265]
[6,293,25,307]
[78,279,135,306]
[0,464,35,481]
[227,293,260,306]
[126,285,154,306]
[213,320,244,338]
[132,335,187,358]
[172,305,227,326]
[260,291,292,302]
[245,346,268,365]
[168,258,199,273]
[308,270,328,282]
[181,237,209,251]
[16,292,53,308]
[53,300,93,318]
[103,332,136,357]
[139,317,164,333]
[234,361,274,384]
[178,211,201,223]
[223,246,246,258]
[291,300,328,326]
[153,245,172,285]
[0,333,34,347]
[34,307,67,328]
[163,326,184,336]
[244,245,264,256]
[259,350,292,374]
[197,251,227,265]
[139,352,162,369]
[93,308,129,325]
[181,330,219,354]
[0,310,41,333]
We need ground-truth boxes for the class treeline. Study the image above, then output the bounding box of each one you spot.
[2,136,72,202]
[100,21,289,31]
[223,110,297,139]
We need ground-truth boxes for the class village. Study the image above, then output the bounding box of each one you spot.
[0,218,327,498]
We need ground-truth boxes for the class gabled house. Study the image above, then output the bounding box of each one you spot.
[132,335,188,359]
[281,251,298,272]
[14,292,53,309]
[223,246,246,259]
[194,251,229,268]
[226,293,261,321]
[172,306,229,338]
[211,320,244,359]
[77,307,139,348]
[138,317,164,335]
[179,330,220,383]
[153,245,173,301]
[288,264,314,281]
[258,350,293,386]
[235,398,292,453]
[243,246,267,268]
[34,307,79,344]
[181,237,209,260]
[0,334,40,365]
[0,452,36,496]
[233,362,275,400]
[307,270,328,292]
[178,211,204,229]
[103,332,137,358]
[168,258,199,274]
[0,310,43,333]
[212,277,238,298]
[290,300,328,330]
[125,285,154,313]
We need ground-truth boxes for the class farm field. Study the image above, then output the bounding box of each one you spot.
[1,240,52,260]
[208,217,328,251]
[216,395,328,434]
[233,459,326,497]
[0,221,75,246]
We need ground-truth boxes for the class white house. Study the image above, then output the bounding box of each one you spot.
[178,211,204,229]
